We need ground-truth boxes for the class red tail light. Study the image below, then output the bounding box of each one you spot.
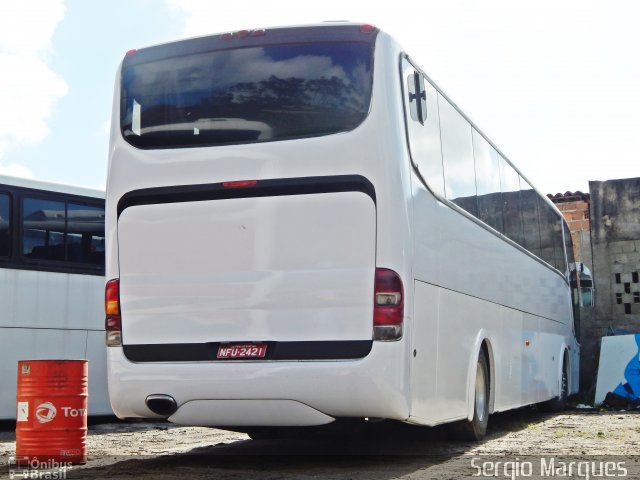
[105,279,122,347]
[223,180,257,188]
[360,24,376,34]
[373,268,403,341]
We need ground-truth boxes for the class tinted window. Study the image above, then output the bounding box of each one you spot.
[552,216,565,272]
[538,197,565,271]
[562,221,572,274]
[400,59,569,278]
[401,59,445,197]
[520,177,541,258]
[500,158,523,247]
[439,95,477,216]
[23,198,66,261]
[0,193,10,257]
[473,130,503,233]
[22,198,105,265]
[122,43,374,148]
[67,203,105,265]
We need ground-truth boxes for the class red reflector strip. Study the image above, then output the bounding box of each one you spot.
[106,316,121,332]
[223,180,258,188]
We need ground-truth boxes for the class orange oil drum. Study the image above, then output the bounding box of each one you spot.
[15,360,88,465]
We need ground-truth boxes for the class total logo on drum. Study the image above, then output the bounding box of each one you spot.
[35,402,57,423]
[33,402,87,423]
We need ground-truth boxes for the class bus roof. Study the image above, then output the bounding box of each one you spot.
[122,23,379,67]
[0,175,104,199]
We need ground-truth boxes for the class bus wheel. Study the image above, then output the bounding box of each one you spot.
[448,349,490,441]
[540,357,568,412]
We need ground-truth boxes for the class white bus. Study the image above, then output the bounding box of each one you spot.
[106,23,579,440]
[0,175,110,419]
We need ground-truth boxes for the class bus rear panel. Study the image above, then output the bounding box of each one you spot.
[107,24,414,427]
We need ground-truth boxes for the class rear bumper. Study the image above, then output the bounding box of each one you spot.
[107,341,410,427]
[169,399,335,426]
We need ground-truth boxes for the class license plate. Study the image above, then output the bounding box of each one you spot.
[217,343,267,359]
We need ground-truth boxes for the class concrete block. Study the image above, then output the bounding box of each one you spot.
[609,243,625,254]
[594,318,615,328]
[597,255,614,270]
[626,252,640,263]
[622,242,637,253]
[615,254,629,264]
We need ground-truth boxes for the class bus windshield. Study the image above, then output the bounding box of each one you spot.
[121,42,374,148]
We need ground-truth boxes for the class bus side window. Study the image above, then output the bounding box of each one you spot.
[538,198,564,272]
[0,193,10,257]
[68,202,105,266]
[439,94,477,217]
[472,130,504,234]
[520,176,542,259]
[500,157,524,248]
[401,59,445,198]
[22,197,66,261]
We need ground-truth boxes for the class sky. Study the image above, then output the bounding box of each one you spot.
[0,0,638,194]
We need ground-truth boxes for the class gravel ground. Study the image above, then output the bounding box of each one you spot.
[1,409,639,479]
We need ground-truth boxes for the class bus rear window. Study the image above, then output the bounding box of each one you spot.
[121,42,374,148]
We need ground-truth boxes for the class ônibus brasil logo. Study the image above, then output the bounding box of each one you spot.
[35,402,57,423]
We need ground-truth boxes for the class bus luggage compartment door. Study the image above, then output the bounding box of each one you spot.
[116,184,376,351]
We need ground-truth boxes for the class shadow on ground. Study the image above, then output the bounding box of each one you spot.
[61,408,553,480]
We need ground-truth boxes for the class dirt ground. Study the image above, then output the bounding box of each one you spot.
[1,409,639,479]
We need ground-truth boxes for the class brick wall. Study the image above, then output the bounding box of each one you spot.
[553,195,591,263]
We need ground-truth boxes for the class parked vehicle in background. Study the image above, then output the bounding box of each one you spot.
[0,175,110,419]
[106,23,579,440]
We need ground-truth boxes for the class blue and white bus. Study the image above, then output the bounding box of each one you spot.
[106,23,579,439]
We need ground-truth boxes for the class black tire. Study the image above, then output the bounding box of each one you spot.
[448,349,490,441]
[540,358,568,412]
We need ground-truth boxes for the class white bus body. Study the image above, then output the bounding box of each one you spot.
[0,175,110,419]
[106,24,579,438]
